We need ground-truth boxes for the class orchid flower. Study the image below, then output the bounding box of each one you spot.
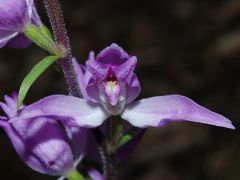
[0,93,87,177]
[0,0,41,48]
[12,43,234,130]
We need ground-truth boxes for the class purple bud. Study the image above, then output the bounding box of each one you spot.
[0,0,41,48]
[0,93,87,176]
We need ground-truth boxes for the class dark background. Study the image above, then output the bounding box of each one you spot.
[0,0,240,179]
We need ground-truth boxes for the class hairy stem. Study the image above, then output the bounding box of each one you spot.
[43,1,117,178]
[98,147,117,180]
[92,128,117,180]
[43,0,81,97]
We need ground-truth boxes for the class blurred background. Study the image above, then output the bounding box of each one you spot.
[0,0,240,179]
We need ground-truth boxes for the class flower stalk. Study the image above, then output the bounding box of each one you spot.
[99,147,117,180]
[92,128,117,180]
[42,0,118,179]
[43,0,81,97]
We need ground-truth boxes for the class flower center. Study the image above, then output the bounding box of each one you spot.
[103,78,121,106]
[98,71,126,115]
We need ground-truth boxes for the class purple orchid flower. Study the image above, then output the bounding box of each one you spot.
[0,0,41,48]
[12,43,234,130]
[0,92,88,177]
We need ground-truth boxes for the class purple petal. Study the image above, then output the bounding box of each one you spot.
[0,93,23,118]
[125,74,141,104]
[0,102,11,117]
[0,116,8,128]
[0,29,18,48]
[87,168,104,180]
[30,1,42,27]
[112,56,137,83]
[14,95,110,128]
[0,93,77,176]
[4,94,17,110]
[0,116,7,119]
[4,117,75,176]
[86,77,102,103]
[0,0,41,48]
[122,95,235,129]
[96,43,129,65]
[6,34,31,48]
[73,58,96,102]
[64,126,88,166]
[86,59,110,81]
[88,51,95,60]
[26,0,34,18]
[0,0,29,30]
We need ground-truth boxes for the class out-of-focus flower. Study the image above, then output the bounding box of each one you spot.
[87,168,104,180]
[0,0,41,48]
[0,93,87,176]
[13,43,235,130]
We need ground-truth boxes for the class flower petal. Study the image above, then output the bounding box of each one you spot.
[0,93,23,118]
[0,116,8,128]
[88,51,95,60]
[125,74,141,104]
[87,168,104,180]
[29,0,42,27]
[14,95,110,127]
[0,93,76,175]
[73,58,95,102]
[86,59,109,81]
[6,34,31,48]
[26,0,34,19]
[0,0,29,30]
[4,94,17,110]
[0,116,7,119]
[121,95,235,129]
[86,77,102,103]
[0,102,11,117]
[4,117,74,176]
[64,126,88,166]
[112,56,137,83]
[0,29,18,48]
[96,43,129,65]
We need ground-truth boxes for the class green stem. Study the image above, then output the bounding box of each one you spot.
[67,170,85,180]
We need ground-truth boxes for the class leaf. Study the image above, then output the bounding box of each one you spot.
[39,25,54,41]
[23,24,65,57]
[118,134,133,147]
[67,170,85,180]
[17,56,59,109]
[113,122,124,141]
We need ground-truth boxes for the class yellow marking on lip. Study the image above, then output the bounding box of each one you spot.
[106,81,118,91]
